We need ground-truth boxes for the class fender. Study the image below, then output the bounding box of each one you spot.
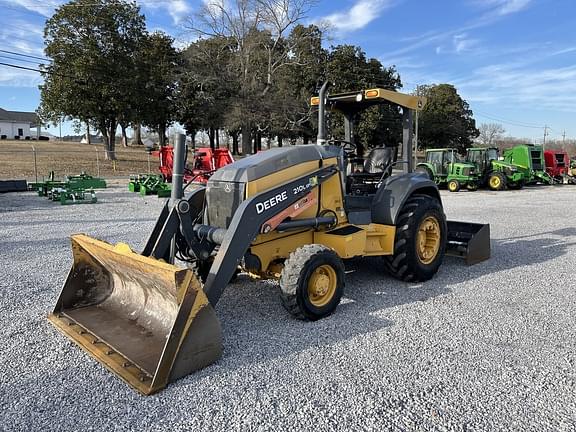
[371,173,441,226]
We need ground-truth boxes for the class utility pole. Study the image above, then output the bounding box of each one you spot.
[543,125,549,150]
[562,130,566,148]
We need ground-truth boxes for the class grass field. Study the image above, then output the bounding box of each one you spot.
[0,139,155,180]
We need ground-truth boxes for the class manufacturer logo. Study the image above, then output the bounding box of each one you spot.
[256,191,288,214]
[223,183,232,193]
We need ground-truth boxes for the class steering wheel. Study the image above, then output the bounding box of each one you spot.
[327,139,357,158]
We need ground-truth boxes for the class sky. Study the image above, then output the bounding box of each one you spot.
[0,0,575,142]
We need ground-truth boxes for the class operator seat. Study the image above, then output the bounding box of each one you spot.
[363,147,395,175]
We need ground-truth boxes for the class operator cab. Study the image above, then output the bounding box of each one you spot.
[312,86,428,224]
[312,87,426,196]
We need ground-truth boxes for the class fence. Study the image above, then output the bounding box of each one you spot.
[0,142,156,181]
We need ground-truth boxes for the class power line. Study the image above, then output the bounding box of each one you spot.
[0,61,83,81]
[0,48,49,61]
[474,110,544,129]
[0,54,48,65]
[0,61,44,73]
[4,0,192,8]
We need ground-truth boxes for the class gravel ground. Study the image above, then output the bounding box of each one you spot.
[0,184,575,431]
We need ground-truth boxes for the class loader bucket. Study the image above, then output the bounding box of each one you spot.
[446,221,491,265]
[48,234,222,395]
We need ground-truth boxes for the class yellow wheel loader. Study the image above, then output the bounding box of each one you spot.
[48,83,490,395]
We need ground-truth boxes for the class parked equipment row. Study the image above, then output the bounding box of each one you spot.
[28,172,106,205]
[416,144,574,192]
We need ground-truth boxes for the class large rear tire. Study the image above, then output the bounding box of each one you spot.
[415,165,433,180]
[383,194,447,282]
[279,245,344,321]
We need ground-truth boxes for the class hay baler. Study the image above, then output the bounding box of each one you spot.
[503,144,552,185]
[544,149,570,182]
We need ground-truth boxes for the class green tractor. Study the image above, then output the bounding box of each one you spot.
[416,148,479,192]
[503,144,552,185]
[466,147,525,190]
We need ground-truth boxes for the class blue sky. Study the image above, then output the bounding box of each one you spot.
[0,0,574,142]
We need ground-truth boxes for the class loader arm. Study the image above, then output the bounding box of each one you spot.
[145,165,339,306]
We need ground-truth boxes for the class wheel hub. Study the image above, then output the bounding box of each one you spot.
[416,217,441,265]
[308,265,337,307]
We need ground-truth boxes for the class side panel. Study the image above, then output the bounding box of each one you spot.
[249,230,315,272]
[320,157,347,225]
[371,173,441,226]
[246,160,320,220]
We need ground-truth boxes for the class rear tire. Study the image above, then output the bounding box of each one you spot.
[383,194,447,282]
[488,172,506,190]
[448,179,460,192]
[279,245,344,321]
[415,166,433,180]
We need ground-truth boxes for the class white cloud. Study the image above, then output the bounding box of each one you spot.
[454,61,576,112]
[145,0,192,25]
[202,0,226,17]
[166,0,192,24]
[0,66,42,88]
[321,0,396,33]
[473,0,532,16]
[4,0,62,17]
[453,33,480,54]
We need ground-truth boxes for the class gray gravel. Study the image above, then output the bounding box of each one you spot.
[1,184,575,431]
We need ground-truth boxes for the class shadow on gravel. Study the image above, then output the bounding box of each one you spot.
[165,257,453,392]
[23,227,576,398]
[169,227,576,388]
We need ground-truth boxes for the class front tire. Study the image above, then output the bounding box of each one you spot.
[279,245,345,321]
[383,194,447,282]
[448,179,460,192]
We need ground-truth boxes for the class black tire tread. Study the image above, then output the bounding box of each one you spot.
[383,194,446,282]
[280,244,343,321]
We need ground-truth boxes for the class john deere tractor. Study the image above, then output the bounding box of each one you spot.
[416,149,479,192]
[466,147,524,190]
[503,144,552,185]
[47,83,490,395]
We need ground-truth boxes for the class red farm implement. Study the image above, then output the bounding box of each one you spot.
[544,150,570,182]
[153,146,234,184]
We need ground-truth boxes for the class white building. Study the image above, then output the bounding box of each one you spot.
[0,108,40,140]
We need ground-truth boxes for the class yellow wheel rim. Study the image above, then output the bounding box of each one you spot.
[448,181,458,192]
[490,176,501,189]
[416,216,441,265]
[307,265,337,307]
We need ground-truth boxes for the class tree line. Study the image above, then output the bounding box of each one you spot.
[39,0,479,160]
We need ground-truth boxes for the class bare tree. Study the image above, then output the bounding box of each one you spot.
[478,123,506,147]
[186,0,317,154]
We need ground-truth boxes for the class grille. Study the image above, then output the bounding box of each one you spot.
[555,154,566,167]
[206,181,245,229]
[530,151,543,170]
